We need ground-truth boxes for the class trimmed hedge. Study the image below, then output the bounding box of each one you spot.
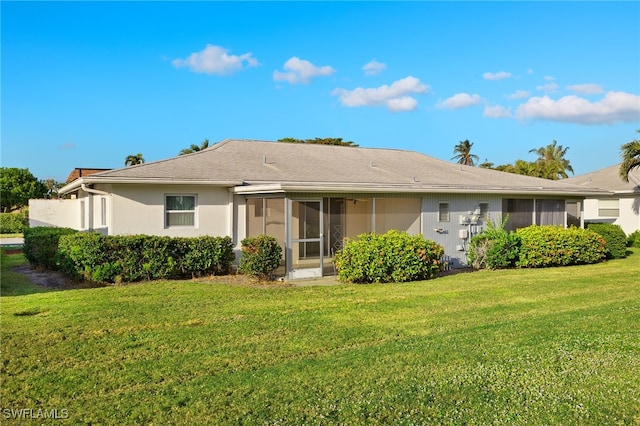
[0,212,27,234]
[628,230,640,248]
[586,223,628,259]
[239,235,282,280]
[468,224,521,270]
[516,225,606,268]
[333,230,444,283]
[56,233,235,283]
[23,226,78,270]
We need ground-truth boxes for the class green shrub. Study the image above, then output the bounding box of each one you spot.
[0,212,27,233]
[626,230,640,248]
[23,226,77,270]
[586,223,628,259]
[57,234,235,284]
[516,225,606,268]
[239,235,282,279]
[333,230,444,283]
[468,218,521,269]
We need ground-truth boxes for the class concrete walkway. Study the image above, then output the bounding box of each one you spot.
[0,237,24,246]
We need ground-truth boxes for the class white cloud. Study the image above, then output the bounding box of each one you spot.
[362,60,386,76]
[172,44,258,75]
[566,83,604,95]
[436,93,482,109]
[484,104,512,118]
[506,90,530,100]
[273,57,335,84]
[515,91,640,124]
[536,82,559,93]
[331,76,429,112]
[483,71,512,81]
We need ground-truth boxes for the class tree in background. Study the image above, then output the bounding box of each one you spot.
[0,167,48,212]
[44,178,65,199]
[124,153,145,166]
[278,137,358,147]
[495,159,540,176]
[529,140,574,180]
[619,130,640,183]
[179,139,210,155]
[451,140,479,166]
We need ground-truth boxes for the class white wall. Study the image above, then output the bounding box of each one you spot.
[29,198,79,229]
[583,196,640,235]
[105,184,231,237]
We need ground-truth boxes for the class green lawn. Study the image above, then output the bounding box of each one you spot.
[1,251,639,425]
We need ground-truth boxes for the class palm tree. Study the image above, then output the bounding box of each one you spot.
[529,140,574,180]
[124,153,145,166]
[619,130,640,182]
[451,140,479,166]
[179,139,210,155]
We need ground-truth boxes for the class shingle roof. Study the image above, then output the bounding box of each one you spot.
[65,139,610,196]
[564,164,640,194]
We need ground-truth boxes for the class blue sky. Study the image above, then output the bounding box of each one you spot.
[2,1,639,182]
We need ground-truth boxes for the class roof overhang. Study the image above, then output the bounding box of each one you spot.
[59,177,243,195]
[232,181,613,197]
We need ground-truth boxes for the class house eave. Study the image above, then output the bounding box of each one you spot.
[59,177,243,195]
[232,181,613,197]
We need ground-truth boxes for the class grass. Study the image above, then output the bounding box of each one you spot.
[1,250,639,425]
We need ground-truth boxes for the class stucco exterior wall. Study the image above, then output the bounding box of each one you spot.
[29,198,79,229]
[104,184,231,237]
[583,196,640,235]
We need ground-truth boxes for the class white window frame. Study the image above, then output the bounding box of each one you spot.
[165,194,197,228]
[598,199,619,217]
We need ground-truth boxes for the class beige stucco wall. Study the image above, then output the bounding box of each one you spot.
[104,184,231,237]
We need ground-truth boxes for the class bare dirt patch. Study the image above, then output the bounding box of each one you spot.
[12,265,104,290]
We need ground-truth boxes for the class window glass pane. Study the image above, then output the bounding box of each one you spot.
[438,202,450,222]
[167,212,195,226]
[598,199,619,217]
[167,195,195,211]
[479,203,489,220]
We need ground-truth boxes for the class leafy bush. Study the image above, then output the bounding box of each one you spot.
[333,230,444,283]
[57,234,235,283]
[0,212,27,234]
[468,218,521,269]
[516,225,606,268]
[627,230,640,248]
[23,226,77,270]
[239,235,282,280]
[586,223,628,259]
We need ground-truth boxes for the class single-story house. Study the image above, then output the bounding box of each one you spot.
[31,139,611,279]
[564,164,640,235]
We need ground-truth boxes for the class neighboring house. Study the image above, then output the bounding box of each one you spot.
[564,164,640,235]
[32,139,610,279]
[65,168,113,183]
